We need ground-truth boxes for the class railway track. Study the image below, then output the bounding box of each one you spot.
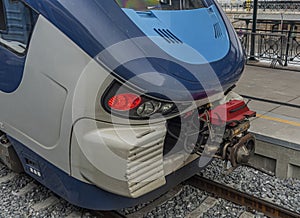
[1,159,300,217]
[94,174,300,218]
[186,176,300,218]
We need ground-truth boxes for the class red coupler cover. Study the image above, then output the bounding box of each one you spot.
[209,100,256,126]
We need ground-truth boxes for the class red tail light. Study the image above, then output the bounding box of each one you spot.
[108,93,142,111]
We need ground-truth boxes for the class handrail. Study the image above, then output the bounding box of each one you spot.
[236,29,300,67]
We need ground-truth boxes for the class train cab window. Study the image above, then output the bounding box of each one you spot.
[0,0,38,54]
[115,0,206,11]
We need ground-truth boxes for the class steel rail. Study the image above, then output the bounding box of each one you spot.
[241,95,300,109]
[186,175,300,218]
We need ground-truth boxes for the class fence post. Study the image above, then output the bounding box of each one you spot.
[249,0,258,60]
[284,25,294,66]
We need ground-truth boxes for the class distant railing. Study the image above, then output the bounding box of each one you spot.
[221,1,300,12]
[237,29,300,67]
[220,3,245,12]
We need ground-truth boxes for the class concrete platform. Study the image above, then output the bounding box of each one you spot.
[236,65,300,179]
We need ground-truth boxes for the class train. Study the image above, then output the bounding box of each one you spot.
[0,0,256,210]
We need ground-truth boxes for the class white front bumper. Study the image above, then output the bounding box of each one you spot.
[71,118,198,198]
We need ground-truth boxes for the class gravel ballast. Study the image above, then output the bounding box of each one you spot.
[1,158,300,217]
[202,159,300,214]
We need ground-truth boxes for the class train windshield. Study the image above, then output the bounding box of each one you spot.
[115,0,206,11]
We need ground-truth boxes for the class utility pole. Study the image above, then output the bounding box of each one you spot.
[249,0,258,60]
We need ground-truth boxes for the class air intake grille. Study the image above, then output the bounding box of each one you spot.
[154,28,183,44]
[126,138,165,196]
[213,23,223,39]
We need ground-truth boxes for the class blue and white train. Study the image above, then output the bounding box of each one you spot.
[0,0,255,210]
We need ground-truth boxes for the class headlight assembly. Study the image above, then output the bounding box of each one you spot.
[102,81,180,119]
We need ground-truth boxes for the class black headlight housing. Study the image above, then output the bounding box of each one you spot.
[102,81,181,120]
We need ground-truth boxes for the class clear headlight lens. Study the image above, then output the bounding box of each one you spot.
[136,101,176,117]
[160,103,174,113]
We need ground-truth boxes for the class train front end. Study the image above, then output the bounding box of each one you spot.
[0,0,256,211]
[69,0,256,209]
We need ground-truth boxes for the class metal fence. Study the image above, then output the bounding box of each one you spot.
[221,1,300,12]
[237,29,300,67]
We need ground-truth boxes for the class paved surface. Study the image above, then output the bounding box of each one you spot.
[236,65,300,178]
[236,65,300,145]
